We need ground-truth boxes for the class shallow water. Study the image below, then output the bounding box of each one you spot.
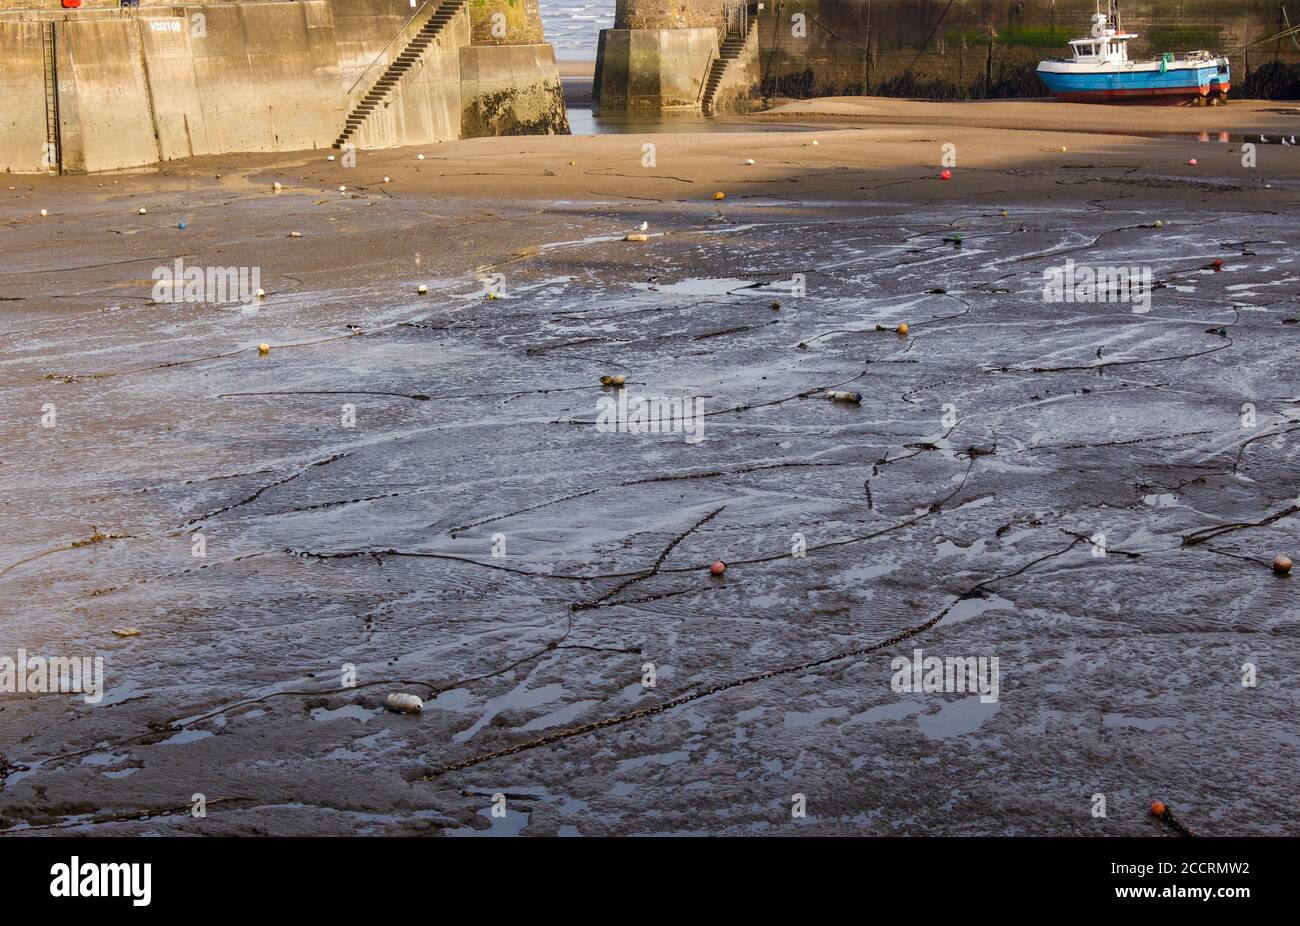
[566,105,817,136]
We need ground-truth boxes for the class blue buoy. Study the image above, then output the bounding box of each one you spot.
[178,222,186,229]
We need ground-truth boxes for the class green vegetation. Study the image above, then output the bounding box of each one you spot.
[1147,26,1223,51]
[997,26,1075,49]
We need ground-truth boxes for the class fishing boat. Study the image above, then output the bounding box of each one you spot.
[1037,1,1231,105]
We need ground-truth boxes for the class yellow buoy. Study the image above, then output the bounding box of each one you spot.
[258,343,270,356]
[897,323,909,335]
[612,373,626,386]
[713,192,726,200]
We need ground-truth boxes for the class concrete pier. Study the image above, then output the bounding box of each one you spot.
[595,0,760,113]
[0,0,568,174]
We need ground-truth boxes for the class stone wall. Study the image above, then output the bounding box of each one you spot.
[467,0,547,46]
[754,0,1300,99]
[615,0,723,30]
[597,0,1300,112]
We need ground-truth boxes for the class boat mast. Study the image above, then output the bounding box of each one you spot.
[1111,0,1123,32]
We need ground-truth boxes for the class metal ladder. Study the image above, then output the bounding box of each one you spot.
[41,21,61,174]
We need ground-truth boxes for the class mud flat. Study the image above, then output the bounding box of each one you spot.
[1,98,1298,836]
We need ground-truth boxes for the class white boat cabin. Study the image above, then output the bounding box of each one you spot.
[1068,30,1136,65]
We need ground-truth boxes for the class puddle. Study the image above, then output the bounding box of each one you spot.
[567,107,817,136]
[918,697,1001,740]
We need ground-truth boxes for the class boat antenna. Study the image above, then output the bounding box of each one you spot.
[1111,0,1123,32]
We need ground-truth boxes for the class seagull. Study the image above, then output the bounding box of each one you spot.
[637,221,648,232]
[1260,134,1267,143]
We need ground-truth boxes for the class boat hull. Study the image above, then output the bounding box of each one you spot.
[1037,62,1230,105]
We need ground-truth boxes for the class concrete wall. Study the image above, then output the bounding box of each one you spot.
[178,2,343,154]
[0,0,569,173]
[353,15,469,149]
[56,16,158,173]
[596,27,718,110]
[333,0,433,94]
[712,22,761,113]
[460,42,569,136]
[0,20,49,173]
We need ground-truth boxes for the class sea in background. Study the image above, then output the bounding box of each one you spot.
[535,0,605,60]
[539,0,611,61]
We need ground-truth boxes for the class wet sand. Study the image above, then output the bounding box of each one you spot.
[2,98,1298,836]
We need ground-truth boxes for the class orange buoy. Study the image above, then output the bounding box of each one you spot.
[940,169,952,181]
[1150,801,1166,817]
[710,560,726,576]
[897,323,909,335]
[1274,554,1292,574]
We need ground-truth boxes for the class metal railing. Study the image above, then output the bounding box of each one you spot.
[722,2,748,41]
[345,0,435,97]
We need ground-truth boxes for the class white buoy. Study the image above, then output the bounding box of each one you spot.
[138,207,147,215]
[417,284,428,294]
[39,209,47,217]
[811,140,819,146]
[745,158,755,165]
[256,288,266,298]
[339,185,346,192]
[417,154,425,160]
[383,176,390,183]
[385,692,423,714]
[327,154,336,161]
[273,181,283,192]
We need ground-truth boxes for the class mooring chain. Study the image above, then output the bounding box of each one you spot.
[418,596,962,780]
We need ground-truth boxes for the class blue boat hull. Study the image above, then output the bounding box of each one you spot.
[1037,63,1230,104]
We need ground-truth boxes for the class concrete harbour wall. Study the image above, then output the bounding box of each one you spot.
[596,0,1300,113]
[0,0,568,174]
[0,20,54,173]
